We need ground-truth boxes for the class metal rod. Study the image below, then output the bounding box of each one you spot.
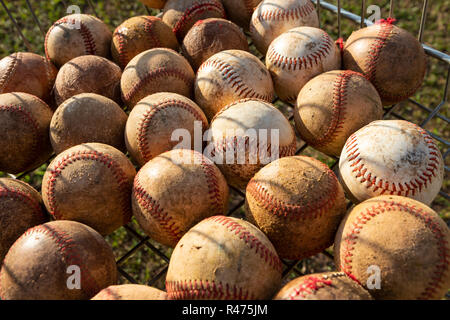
[389,0,394,18]
[418,0,429,43]
[337,0,341,39]
[25,0,45,37]
[360,0,366,28]
[0,0,34,52]
[317,0,321,29]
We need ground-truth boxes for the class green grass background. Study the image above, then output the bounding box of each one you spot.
[0,0,448,291]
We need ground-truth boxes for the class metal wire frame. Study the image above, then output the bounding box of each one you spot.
[1,0,449,290]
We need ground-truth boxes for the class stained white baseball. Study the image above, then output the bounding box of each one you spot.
[265,26,341,103]
[339,120,444,205]
[250,0,319,55]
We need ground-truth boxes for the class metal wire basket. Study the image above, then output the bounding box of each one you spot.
[1,0,448,295]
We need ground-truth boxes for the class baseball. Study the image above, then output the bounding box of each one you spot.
[125,92,208,166]
[166,215,282,299]
[92,284,168,300]
[334,195,450,300]
[222,0,262,29]
[343,19,426,106]
[181,18,249,71]
[53,55,122,106]
[50,93,128,154]
[41,143,136,235]
[0,92,53,174]
[294,70,383,157]
[339,120,444,205]
[195,50,274,120]
[245,155,346,259]
[0,178,48,262]
[132,149,229,247]
[162,0,226,40]
[111,15,179,69]
[274,272,373,300]
[0,52,57,104]
[266,26,341,103]
[209,98,296,189]
[121,48,195,109]
[139,0,167,9]
[0,220,117,300]
[250,0,319,55]
[45,14,112,68]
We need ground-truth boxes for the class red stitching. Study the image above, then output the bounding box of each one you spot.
[0,224,100,299]
[172,1,226,39]
[166,279,254,300]
[113,26,129,69]
[45,150,132,225]
[133,172,184,244]
[123,67,193,104]
[45,17,97,60]
[0,185,45,220]
[207,216,283,272]
[267,30,333,71]
[144,17,161,48]
[137,99,208,162]
[340,199,450,299]
[252,0,315,23]
[287,274,343,299]
[343,123,441,197]
[198,59,273,102]
[246,157,340,218]
[0,52,20,92]
[311,70,361,147]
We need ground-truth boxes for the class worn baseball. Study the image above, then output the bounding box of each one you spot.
[335,195,450,300]
[181,18,249,71]
[209,98,296,189]
[222,0,262,29]
[0,178,48,263]
[45,14,112,68]
[50,93,128,154]
[166,216,282,299]
[0,92,53,174]
[125,92,208,166]
[54,55,122,106]
[121,48,195,109]
[92,284,168,300]
[266,26,341,103]
[245,156,346,259]
[339,120,444,205]
[343,19,426,106]
[132,149,229,247]
[41,143,136,235]
[0,220,117,300]
[195,50,274,120]
[294,70,383,157]
[0,52,57,104]
[274,272,373,300]
[139,0,167,9]
[111,16,179,69]
[250,0,319,55]
[162,0,226,40]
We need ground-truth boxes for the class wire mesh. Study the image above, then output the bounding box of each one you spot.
[0,0,448,292]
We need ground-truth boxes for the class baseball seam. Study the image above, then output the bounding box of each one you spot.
[340,200,449,299]
[123,67,193,104]
[137,99,207,162]
[246,160,340,219]
[45,18,97,60]
[287,275,334,299]
[133,173,184,244]
[0,186,45,220]
[114,27,130,69]
[198,59,273,102]
[0,52,20,93]
[172,1,225,38]
[166,279,254,299]
[310,70,357,147]
[266,30,333,72]
[344,124,441,197]
[208,215,283,272]
[45,150,132,225]
[144,17,161,48]
[252,0,316,24]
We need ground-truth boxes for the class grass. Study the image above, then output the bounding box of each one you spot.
[0,0,448,296]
